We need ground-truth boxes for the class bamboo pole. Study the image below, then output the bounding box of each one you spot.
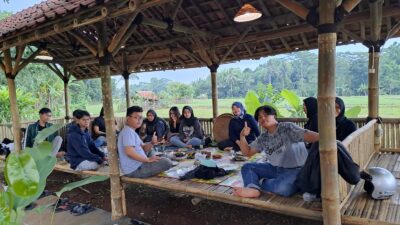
[3,49,22,152]
[63,79,70,121]
[123,73,130,108]
[368,0,383,152]
[317,1,341,225]
[96,21,124,220]
[209,64,219,118]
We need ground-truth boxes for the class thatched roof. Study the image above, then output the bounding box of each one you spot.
[1,0,399,80]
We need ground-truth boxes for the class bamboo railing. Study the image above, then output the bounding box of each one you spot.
[0,117,399,152]
[339,119,377,201]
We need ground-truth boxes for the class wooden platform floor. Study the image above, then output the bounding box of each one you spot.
[341,152,400,225]
[52,160,323,221]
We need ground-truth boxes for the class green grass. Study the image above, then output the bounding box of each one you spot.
[84,95,400,118]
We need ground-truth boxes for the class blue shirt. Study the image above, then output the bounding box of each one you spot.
[118,126,146,175]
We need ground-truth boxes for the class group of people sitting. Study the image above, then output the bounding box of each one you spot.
[24,96,357,200]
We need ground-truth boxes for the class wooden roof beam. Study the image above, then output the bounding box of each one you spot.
[274,0,309,20]
[386,20,400,40]
[339,27,363,43]
[14,47,42,75]
[46,63,64,80]
[341,0,362,13]
[192,37,213,66]
[14,45,26,69]
[176,43,207,66]
[68,30,98,56]
[127,47,150,71]
[219,26,251,64]
[107,10,140,55]
[141,17,217,38]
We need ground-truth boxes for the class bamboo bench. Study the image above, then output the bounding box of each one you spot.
[2,119,400,224]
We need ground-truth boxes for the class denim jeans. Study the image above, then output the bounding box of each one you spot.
[125,158,172,178]
[170,136,202,148]
[75,160,100,171]
[241,162,300,197]
[94,136,107,148]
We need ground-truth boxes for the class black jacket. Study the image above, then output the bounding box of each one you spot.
[295,141,360,195]
[67,124,104,169]
[303,97,318,133]
[336,97,357,141]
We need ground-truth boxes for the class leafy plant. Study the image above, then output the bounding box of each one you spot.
[0,125,108,225]
[346,106,362,118]
[244,90,282,117]
[280,89,304,117]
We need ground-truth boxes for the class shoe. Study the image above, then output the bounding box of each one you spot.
[303,192,320,202]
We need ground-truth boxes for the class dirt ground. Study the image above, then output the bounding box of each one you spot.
[44,171,322,225]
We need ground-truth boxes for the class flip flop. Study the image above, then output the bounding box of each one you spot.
[70,203,95,216]
[53,198,73,213]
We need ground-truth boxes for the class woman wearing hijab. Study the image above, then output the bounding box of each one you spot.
[218,102,260,151]
[137,109,168,143]
[170,106,204,148]
[303,97,318,133]
[335,97,357,141]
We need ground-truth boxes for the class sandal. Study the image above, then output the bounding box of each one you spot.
[70,203,95,216]
[53,198,73,212]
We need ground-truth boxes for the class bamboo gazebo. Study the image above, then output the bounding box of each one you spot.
[1,0,400,224]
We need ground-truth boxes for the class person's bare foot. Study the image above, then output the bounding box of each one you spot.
[233,187,261,198]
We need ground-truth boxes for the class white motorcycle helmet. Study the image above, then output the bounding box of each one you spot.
[361,167,397,200]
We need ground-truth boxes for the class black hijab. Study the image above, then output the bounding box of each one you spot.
[335,97,347,123]
[335,97,357,141]
[181,106,197,127]
[303,97,318,132]
[145,109,159,126]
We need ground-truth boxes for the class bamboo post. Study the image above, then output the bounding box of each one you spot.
[122,71,130,108]
[317,1,341,225]
[96,21,124,220]
[368,0,383,152]
[63,78,70,121]
[3,49,22,152]
[209,64,219,118]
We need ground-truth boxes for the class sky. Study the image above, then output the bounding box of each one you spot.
[1,0,399,87]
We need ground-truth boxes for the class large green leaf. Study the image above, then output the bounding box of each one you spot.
[281,89,301,111]
[244,91,261,116]
[34,123,65,145]
[346,106,361,118]
[5,153,40,197]
[55,176,109,198]
[0,191,11,224]
[24,142,52,159]
[12,154,56,209]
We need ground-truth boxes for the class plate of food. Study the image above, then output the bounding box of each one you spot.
[232,155,247,161]
[186,151,196,159]
[212,154,222,160]
[173,152,187,161]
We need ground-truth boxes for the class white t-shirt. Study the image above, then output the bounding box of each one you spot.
[117,126,146,175]
[250,122,308,168]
